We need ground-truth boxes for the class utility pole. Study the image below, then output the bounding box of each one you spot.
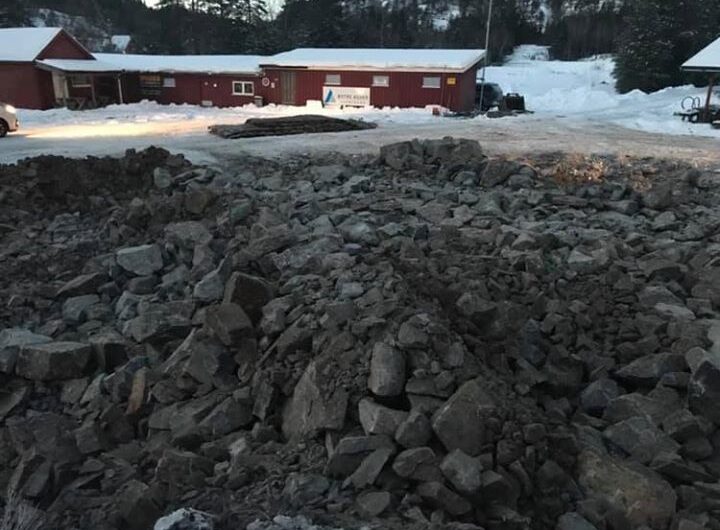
[478,0,493,113]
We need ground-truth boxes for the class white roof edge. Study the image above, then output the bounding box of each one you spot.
[682,36,720,72]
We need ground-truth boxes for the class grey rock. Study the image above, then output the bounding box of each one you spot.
[440,449,483,495]
[577,449,676,529]
[56,272,108,298]
[395,410,432,448]
[16,342,91,381]
[603,416,681,464]
[205,303,254,346]
[282,473,329,508]
[0,328,52,374]
[119,480,162,530]
[223,272,275,324]
[615,352,687,386]
[580,378,623,416]
[392,447,436,478]
[556,512,598,530]
[347,447,394,488]
[153,167,172,189]
[282,360,348,439]
[689,359,720,423]
[368,342,406,397]
[153,509,214,530]
[358,399,408,436]
[432,379,496,456]
[62,294,100,324]
[124,310,191,343]
[88,329,129,372]
[417,481,472,516]
[117,244,164,276]
[356,491,391,517]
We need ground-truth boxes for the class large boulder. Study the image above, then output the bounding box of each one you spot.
[16,342,92,381]
[367,342,406,397]
[577,449,676,529]
[431,379,496,456]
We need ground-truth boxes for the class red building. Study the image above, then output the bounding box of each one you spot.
[259,48,485,112]
[0,27,95,110]
[1,27,485,113]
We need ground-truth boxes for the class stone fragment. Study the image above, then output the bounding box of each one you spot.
[580,378,623,416]
[56,272,107,298]
[153,509,214,530]
[395,410,432,448]
[205,303,254,346]
[358,399,408,436]
[347,447,394,488]
[577,449,676,529]
[119,480,162,530]
[117,244,163,276]
[440,449,483,495]
[0,328,51,374]
[417,482,472,516]
[282,473,329,508]
[62,294,100,324]
[615,352,687,386]
[224,272,275,324]
[689,359,720,423]
[556,512,599,530]
[16,342,91,381]
[431,379,496,456]
[392,447,436,478]
[368,342,405,397]
[604,416,680,463]
[282,361,348,439]
[357,491,391,517]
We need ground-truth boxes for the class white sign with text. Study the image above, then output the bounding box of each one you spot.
[322,86,371,107]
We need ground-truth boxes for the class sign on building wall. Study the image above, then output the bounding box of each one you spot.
[322,86,371,107]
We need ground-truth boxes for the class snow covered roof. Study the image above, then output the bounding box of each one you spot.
[261,48,486,72]
[0,27,63,62]
[683,37,720,72]
[93,53,263,74]
[37,58,121,73]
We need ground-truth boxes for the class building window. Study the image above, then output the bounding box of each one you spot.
[70,75,92,88]
[372,75,389,87]
[325,74,341,85]
[163,77,176,88]
[422,76,441,89]
[232,81,254,96]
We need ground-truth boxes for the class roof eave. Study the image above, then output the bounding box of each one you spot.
[681,65,720,73]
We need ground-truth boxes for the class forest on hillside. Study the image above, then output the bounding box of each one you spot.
[0,0,719,93]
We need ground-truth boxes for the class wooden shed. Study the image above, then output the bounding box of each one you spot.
[259,48,486,112]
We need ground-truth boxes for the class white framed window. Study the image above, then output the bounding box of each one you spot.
[422,76,441,89]
[163,77,176,88]
[325,74,341,85]
[232,81,254,96]
[372,75,389,87]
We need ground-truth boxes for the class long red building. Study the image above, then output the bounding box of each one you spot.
[0,27,485,113]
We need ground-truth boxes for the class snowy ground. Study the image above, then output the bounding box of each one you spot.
[1,44,718,164]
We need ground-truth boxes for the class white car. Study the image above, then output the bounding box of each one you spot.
[0,102,19,137]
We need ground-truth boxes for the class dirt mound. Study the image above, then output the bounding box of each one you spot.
[209,115,376,139]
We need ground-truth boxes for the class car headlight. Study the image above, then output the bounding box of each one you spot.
[5,104,16,114]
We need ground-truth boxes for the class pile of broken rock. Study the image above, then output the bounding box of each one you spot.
[1,139,720,530]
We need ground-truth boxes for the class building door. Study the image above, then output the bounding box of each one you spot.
[280,71,296,105]
[52,71,69,105]
[201,79,218,107]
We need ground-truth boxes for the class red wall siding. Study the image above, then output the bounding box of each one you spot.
[155,73,261,107]
[262,67,479,112]
[0,64,55,109]
[37,31,94,60]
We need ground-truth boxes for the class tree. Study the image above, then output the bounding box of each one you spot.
[0,0,28,26]
[614,0,682,93]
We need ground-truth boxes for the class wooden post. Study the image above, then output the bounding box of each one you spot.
[704,75,716,121]
[117,76,124,104]
[90,75,97,107]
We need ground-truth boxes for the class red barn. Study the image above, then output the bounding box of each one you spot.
[0,27,95,109]
[259,48,485,112]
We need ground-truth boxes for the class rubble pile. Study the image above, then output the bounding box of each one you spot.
[1,139,720,530]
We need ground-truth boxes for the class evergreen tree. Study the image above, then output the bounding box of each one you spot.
[614,0,682,93]
[0,0,28,26]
